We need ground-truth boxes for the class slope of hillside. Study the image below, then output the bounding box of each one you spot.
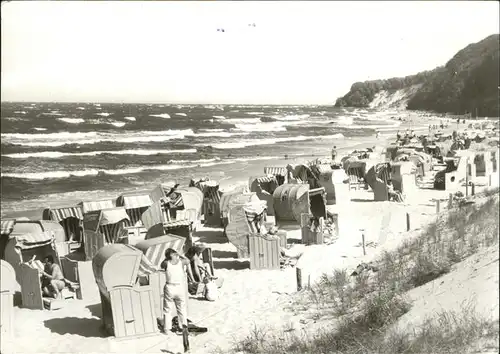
[335,34,500,117]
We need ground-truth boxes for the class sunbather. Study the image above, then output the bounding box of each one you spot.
[41,255,65,299]
[185,245,223,296]
[387,180,404,203]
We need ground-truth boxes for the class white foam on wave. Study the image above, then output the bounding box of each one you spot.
[109,121,126,128]
[77,107,86,110]
[246,112,264,115]
[150,113,171,119]
[2,155,280,180]
[3,148,198,159]
[192,131,250,138]
[96,112,112,117]
[209,134,344,149]
[224,118,260,124]
[337,116,354,125]
[213,116,225,119]
[41,112,64,116]
[124,117,136,121]
[199,128,224,132]
[175,113,187,117]
[14,111,27,114]
[57,118,85,124]
[1,129,194,147]
[233,122,287,132]
[271,114,310,121]
[33,127,47,131]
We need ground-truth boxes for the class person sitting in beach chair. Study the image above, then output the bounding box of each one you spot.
[387,180,404,203]
[185,245,223,296]
[41,255,66,299]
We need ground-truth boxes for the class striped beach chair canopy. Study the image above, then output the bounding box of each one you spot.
[256,175,277,184]
[78,199,116,214]
[192,179,220,200]
[83,207,130,244]
[116,191,153,226]
[315,164,333,174]
[15,230,55,250]
[243,200,268,234]
[44,204,84,223]
[135,234,186,269]
[263,167,287,176]
[116,191,153,210]
[308,187,326,198]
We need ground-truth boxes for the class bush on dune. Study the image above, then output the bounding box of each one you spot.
[226,192,499,354]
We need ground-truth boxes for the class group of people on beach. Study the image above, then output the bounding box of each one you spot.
[395,129,416,144]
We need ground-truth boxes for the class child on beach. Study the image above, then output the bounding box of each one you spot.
[161,248,191,352]
[331,146,337,162]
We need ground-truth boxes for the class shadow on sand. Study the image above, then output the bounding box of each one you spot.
[86,303,102,318]
[213,259,250,270]
[14,291,22,307]
[44,317,108,338]
[194,228,227,245]
[351,198,377,203]
[212,250,237,258]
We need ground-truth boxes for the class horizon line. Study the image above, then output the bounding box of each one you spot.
[0,100,338,106]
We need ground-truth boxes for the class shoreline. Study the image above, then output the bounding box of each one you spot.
[0,114,463,218]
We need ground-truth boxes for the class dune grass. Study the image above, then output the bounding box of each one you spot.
[226,192,499,354]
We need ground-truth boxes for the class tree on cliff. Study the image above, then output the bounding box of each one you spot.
[335,34,499,117]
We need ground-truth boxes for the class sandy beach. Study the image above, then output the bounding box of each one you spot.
[2,111,498,354]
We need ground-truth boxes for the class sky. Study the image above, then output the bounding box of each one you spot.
[1,1,499,105]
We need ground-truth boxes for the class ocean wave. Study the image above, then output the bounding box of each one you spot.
[223,118,260,124]
[199,128,224,132]
[233,122,287,132]
[33,128,47,131]
[96,112,112,117]
[192,131,250,138]
[109,121,126,128]
[57,117,84,124]
[212,115,225,119]
[41,112,64,116]
[1,155,280,180]
[337,116,354,125]
[339,122,401,130]
[246,112,264,115]
[209,134,344,149]
[272,114,310,121]
[13,111,27,114]
[175,113,187,117]
[150,113,171,119]
[3,148,198,159]
[1,129,194,147]
[124,116,136,121]
[77,107,86,110]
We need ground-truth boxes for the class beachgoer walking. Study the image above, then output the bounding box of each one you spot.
[375,131,380,139]
[161,248,191,352]
[41,255,65,299]
[331,146,337,162]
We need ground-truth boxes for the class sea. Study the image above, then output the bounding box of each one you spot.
[0,102,404,215]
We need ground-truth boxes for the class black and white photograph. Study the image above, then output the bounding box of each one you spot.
[1,1,499,353]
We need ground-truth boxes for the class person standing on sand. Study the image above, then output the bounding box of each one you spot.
[331,146,337,162]
[161,248,191,352]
